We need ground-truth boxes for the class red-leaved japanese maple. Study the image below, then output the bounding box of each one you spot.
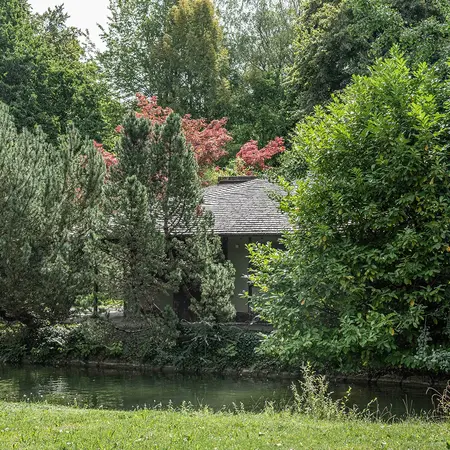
[135,94,232,171]
[94,95,284,179]
[93,141,118,170]
[236,137,285,172]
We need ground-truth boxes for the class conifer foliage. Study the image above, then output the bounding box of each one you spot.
[135,93,232,174]
[0,102,105,325]
[108,112,235,321]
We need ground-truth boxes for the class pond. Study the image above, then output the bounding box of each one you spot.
[0,365,440,417]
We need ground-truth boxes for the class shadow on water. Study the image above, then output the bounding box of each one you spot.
[0,365,438,416]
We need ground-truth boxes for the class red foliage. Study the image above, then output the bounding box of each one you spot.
[93,95,284,181]
[236,137,285,171]
[93,141,118,170]
[135,93,232,170]
[195,204,204,217]
[135,94,173,125]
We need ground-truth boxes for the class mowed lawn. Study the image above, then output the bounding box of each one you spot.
[0,401,449,449]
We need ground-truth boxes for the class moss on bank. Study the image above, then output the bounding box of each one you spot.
[0,401,449,449]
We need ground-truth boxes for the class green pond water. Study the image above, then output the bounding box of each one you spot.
[0,365,439,416]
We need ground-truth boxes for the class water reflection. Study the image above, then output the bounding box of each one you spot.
[0,365,437,416]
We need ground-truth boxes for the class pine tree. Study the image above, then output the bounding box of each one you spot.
[106,114,166,318]
[109,112,235,321]
[147,113,201,240]
[184,216,236,322]
[0,102,105,325]
[147,113,236,321]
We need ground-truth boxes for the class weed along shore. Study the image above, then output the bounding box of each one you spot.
[0,401,449,449]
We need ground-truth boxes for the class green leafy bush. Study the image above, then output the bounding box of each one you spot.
[414,327,450,372]
[66,319,122,360]
[0,323,27,363]
[115,307,179,364]
[0,311,271,371]
[29,325,73,363]
[249,50,450,371]
[176,322,265,371]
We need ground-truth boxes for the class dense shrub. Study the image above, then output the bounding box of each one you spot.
[0,323,27,363]
[249,51,450,372]
[29,325,74,363]
[24,320,122,363]
[175,322,267,371]
[0,315,273,372]
[114,307,179,364]
[65,319,122,360]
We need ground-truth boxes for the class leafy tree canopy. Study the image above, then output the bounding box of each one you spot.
[287,0,450,119]
[101,0,228,118]
[217,0,298,150]
[0,1,121,143]
[100,0,296,151]
[249,51,450,371]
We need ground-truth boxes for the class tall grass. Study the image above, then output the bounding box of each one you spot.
[428,381,450,419]
[290,364,356,420]
[289,364,449,423]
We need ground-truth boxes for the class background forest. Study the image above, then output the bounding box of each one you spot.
[1,0,450,373]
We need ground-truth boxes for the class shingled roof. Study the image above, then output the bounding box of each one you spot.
[203,176,290,235]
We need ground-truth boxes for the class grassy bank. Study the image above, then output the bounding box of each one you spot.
[0,401,449,449]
